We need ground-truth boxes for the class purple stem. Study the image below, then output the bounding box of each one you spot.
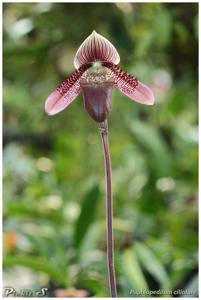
[99,120,117,297]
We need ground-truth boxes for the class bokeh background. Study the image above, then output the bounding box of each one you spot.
[3,2,198,298]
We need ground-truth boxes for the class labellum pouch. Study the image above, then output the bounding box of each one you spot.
[81,82,113,123]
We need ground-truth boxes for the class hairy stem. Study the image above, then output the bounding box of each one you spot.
[99,120,117,297]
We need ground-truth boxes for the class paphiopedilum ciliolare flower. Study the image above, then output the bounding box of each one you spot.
[45,31,155,297]
[45,30,154,122]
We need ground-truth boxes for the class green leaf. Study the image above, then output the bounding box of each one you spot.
[74,185,100,249]
[183,274,198,297]
[135,242,170,289]
[78,220,105,265]
[3,255,68,287]
[4,200,65,224]
[129,121,172,177]
[154,9,173,48]
[122,247,148,291]
[23,232,69,273]
[135,32,154,58]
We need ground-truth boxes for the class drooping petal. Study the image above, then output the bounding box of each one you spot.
[74,31,120,69]
[45,84,81,116]
[103,62,154,105]
[45,65,90,115]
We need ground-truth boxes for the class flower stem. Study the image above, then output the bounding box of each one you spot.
[99,120,117,298]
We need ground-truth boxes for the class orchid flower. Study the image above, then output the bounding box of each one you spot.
[45,30,154,121]
[44,31,154,298]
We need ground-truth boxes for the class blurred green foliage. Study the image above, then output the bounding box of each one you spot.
[3,2,198,297]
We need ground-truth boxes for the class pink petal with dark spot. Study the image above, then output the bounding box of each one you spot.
[74,31,120,69]
[103,63,155,105]
[45,65,89,115]
[45,83,81,115]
